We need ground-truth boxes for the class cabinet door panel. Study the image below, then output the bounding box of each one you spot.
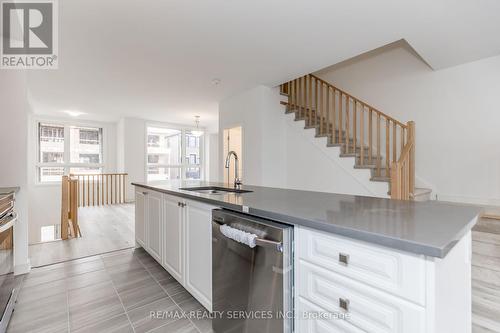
[163,195,183,282]
[147,191,162,261]
[185,200,215,311]
[135,190,146,247]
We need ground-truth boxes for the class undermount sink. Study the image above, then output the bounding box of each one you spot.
[179,186,253,195]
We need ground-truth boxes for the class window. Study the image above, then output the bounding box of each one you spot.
[147,135,160,147]
[79,154,100,164]
[146,126,203,181]
[42,152,64,163]
[79,129,100,145]
[40,125,64,142]
[37,122,104,183]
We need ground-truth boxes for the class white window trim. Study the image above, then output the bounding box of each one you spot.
[144,122,205,181]
[34,117,109,184]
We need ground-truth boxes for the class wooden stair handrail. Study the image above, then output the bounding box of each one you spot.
[280,73,415,200]
[309,74,407,128]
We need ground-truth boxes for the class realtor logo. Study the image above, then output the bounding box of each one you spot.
[1,0,58,69]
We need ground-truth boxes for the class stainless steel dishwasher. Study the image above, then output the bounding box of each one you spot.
[212,209,293,333]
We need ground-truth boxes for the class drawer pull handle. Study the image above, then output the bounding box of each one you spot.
[339,253,349,265]
[339,298,350,312]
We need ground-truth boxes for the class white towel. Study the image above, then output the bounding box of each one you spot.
[220,224,258,248]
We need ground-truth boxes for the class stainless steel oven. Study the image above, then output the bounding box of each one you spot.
[0,191,18,333]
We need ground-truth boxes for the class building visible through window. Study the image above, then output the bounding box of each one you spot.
[146,127,203,181]
[79,129,100,145]
[37,122,104,182]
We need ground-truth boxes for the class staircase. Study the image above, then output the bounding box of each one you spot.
[279,74,427,200]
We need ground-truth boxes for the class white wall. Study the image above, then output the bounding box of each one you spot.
[27,117,117,244]
[218,86,385,196]
[219,86,286,187]
[206,133,219,182]
[316,43,500,205]
[117,118,146,201]
[0,71,30,274]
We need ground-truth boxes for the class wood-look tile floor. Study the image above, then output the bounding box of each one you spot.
[29,204,135,267]
[9,247,212,333]
[473,217,500,333]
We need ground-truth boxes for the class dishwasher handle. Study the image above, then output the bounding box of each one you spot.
[213,219,283,253]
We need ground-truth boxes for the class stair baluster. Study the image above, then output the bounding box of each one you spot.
[279,74,415,200]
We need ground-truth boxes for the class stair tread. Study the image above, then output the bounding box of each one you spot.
[280,96,412,193]
[411,188,432,198]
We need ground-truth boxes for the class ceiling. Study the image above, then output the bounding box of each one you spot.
[26,0,500,131]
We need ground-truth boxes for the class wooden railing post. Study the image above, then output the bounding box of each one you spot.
[407,121,415,195]
[61,176,69,240]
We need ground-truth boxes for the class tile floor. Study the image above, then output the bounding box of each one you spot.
[8,247,212,333]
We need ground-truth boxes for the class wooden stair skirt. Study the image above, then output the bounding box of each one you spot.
[280,74,415,200]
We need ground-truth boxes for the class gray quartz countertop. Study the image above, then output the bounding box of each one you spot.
[132,181,481,258]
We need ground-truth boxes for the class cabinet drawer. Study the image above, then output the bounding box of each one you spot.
[298,260,426,333]
[298,227,426,305]
[297,297,364,333]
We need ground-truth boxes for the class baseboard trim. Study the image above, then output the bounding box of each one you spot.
[437,194,500,207]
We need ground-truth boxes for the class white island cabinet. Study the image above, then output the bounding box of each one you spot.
[135,188,216,312]
[135,186,474,333]
[295,226,472,333]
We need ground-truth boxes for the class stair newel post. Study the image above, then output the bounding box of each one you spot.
[289,81,293,110]
[302,77,306,118]
[303,76,307,118]
[376,113,381,176]
[385,118,390,175]
[407,121,415,195]
[392,122,397,164]
[315,79,319,127]
[338,92,343,145]
[390,161,400,199]
[326,86,330,137]
[299,76,303,117]
[308,76,313,125]
[292,79,296,110]
[345,97,350,153]
[369,109,373,165]
[320,82,324,134]
[332,89,336,144]
[352,100,357,153]
[360,105,364,166]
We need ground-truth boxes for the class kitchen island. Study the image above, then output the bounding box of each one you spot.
[133,180,480,333]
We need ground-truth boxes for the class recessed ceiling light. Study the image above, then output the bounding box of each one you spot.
[211,78,221,86]
[62,110,86,117]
